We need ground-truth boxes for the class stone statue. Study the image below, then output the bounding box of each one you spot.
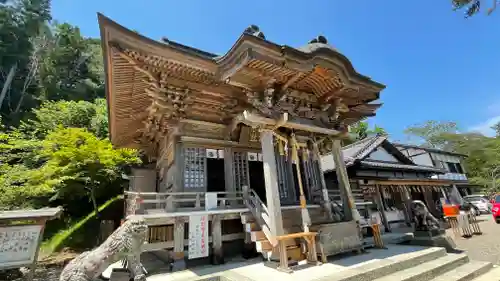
[411,200,441,231]
[59,216,148,281]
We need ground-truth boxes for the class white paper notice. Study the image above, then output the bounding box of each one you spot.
[188,215,209,259]
[0,225,42,269]
[205,193,218,211]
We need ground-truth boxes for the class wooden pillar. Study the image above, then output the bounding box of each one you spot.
[223,147,237,206]
[422,187,438,218]
[401,186,413,227]
[171,218,186,271]
[174,138,184,192]
[374,185,391,232]
[312,142,333,220]
[211,215,224,265]
[260,130,284,236]
[331,139,359,222]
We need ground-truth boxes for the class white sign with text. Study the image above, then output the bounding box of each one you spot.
[205,193,218,211]
[0,225,42,269]
[188,215,209,259]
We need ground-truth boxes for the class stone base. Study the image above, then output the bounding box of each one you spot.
[210,252,225,265]
[109,268,130,281]
[409,233,459,253]
[414,229,445,238]
[171,258,186,271]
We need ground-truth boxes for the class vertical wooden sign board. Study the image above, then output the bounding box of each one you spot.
[188,215,209,259]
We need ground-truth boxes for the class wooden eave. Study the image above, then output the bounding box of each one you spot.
[216,34,385,91]
[99,13,386,149]
[373,179,453,187]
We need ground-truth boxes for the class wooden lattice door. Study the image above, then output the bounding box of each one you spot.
[183,147,207,192]
[232,151,250,192]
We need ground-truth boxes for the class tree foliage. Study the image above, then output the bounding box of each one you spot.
[1,1,104,124]
[0,100,140,213]
[0,0,140,218]
[405,120,500,192]
[345,121,387,145]
[452,0,498,17]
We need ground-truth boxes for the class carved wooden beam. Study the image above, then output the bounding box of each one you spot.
[281,72,302,92]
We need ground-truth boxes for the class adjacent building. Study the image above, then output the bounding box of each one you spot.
[321,135,462,232]
[394,143,477,202]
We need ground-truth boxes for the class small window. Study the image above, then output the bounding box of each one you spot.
[447,162,458,173]
[455,163,464,174]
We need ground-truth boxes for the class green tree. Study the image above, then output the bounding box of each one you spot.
[19,98,108,139]
[0,127,140,212]
[0,0,51,118]
[492,121,500,138]
[452,0,498,17]
[38,127,140,215]
[404,120,500,192]
[38,23,104,102]
[344,121,387,145]
[0,99,139,214]
[404,120,459,149]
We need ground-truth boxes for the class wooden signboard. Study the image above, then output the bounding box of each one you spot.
[205,193,218,211]
[188,215,209,259]
[0,225,43,270]
[0,207,62,281]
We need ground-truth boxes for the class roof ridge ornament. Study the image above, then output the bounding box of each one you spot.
[309,35,328,44]
[243,25,266,40]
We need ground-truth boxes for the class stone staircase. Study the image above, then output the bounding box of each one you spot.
[313,247,500,281]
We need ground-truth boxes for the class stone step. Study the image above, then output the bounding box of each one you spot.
[471,266,500,281]
[373,253,469,281]
[316,247,447,281]
[429,261,492,281]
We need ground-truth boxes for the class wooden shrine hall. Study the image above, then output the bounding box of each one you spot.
[98,14,386,272]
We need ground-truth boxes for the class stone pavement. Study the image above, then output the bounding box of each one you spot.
[447,214,500,265]
[146,245,430,281]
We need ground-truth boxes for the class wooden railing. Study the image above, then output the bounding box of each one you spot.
[242,186,277,246]
[124,191,246,215]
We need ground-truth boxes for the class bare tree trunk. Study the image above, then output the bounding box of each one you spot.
[0,64,18,110]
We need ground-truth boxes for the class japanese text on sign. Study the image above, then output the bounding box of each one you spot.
[0,225,42,269]
[188,215,209,259]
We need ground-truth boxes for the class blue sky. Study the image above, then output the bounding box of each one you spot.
[52,0,500,141]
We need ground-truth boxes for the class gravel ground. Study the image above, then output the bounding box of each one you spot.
[446,214,500,265]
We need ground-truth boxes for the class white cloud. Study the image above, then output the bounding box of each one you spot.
[468,115,500,137]
[487,100,500,115]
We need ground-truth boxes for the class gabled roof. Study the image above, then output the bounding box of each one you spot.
[98,14,386,149]
[393,143,467,157]
[321,135,445,173]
